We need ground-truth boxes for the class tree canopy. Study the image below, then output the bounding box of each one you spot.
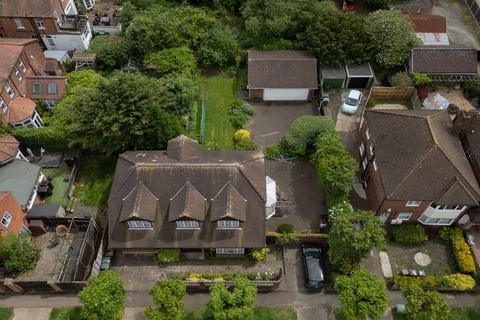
[0,232,40,274]
[64,71,181,155]
[401,286,450,320]
[328,203,385,273]
[78,271,125,320]
[200,23,241,67]
[298,6,375,67]
[206,277,258,320]
[335,269,389,320]
[144,279,187,320]
[366,10,419,68]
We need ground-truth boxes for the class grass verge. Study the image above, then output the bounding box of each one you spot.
[49,307,84,320]
[392,307,480,320]
[42,162,70,205]
[184,306,297,320]
[0,308,12,320]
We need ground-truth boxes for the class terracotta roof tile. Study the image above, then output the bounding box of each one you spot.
[0,136,19,164]
[7,97,36,124]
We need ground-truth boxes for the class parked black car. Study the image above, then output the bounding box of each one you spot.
[300,243,325,290]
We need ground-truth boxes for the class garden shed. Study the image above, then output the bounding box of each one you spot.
[345,63,374,88]
[320,66,346,90]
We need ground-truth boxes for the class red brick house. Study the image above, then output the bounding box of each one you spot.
[357,109,480,226]
[0,38,66,128]
[0,191,29,237]
[0,0,92,51]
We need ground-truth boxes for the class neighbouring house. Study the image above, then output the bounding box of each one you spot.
[0,0,92,51]
[0,135,26,165]
[408,14,449,46]
[409,46,478,82]
[247,50,318,101]
[0,191,29,237]
[0,38,67,128]
[108,135,276,258]
[357,109,480,226]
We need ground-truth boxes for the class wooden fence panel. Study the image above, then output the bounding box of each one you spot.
[370,87,414,99]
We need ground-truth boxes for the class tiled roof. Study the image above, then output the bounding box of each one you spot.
[7,97,36,124]
[409,14,447,33]
[410,46,478,75]
[0,136,19,164]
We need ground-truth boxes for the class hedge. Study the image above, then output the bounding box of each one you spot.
[391,224,428,245]
[13,126,69,151]
[452,239,476,273]
[394,274,476,290]
[154,249,181,264]
[171,271,276,281]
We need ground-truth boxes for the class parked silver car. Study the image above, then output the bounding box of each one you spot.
[341,89,362,115]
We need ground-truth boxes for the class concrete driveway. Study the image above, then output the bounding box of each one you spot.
[247,103,317,150]
[334,90,367,154]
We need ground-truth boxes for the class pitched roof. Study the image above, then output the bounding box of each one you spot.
[119,181,158,222]
[108,136,266,249]
[0,159,41,208]
[166,135,199,161]
[408,14,447,33]
[168,181,206,222]
[365,109,480,206]
[210,182,247,222]
[0,0,60,18]
[410,46,478,75]
[0,191,26,237]
[7,97,36,124]
[248,50,318,88]
[0,39,39,80]
[0,135,19,164]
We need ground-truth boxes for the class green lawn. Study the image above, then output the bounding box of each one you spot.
[42,163,70,205]
[393,307,480,320]
[73,156,116,208]
[49,307,84,320]
[199,76,238,150]
[184,306,297,320]
[0,308,12,320]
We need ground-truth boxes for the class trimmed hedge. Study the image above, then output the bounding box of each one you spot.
[276,224,294,234]
[452,239,476,273]
[391,224,428,245]
[13,126,68,151]
[250,247,270,263]
[394,273,476,290]
[154,249,181,264]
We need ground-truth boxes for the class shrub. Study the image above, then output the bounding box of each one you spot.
[13,126,68,151]
[234,129,251,141]
[227,100,254,129]
[154,249,181,264]
[265,231,281,238]
[452,239,476,273]
[412,73,433,86]
[265,144,282,159]
[438,227,463,242]
[439,274,476,290]
[275,232,299,246]
[143,47,197,77]
[391,224,428,245]
[233,129,256,151]
[390,72,413,88]
[276,224,294,234]
[393,275,438,288]
[250,247,270,263]
[0,233,40,274]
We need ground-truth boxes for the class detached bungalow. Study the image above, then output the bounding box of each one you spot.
[108,135,276,258]
[409,46,478,82]
[357,109,480,227]
[247,50,318,101]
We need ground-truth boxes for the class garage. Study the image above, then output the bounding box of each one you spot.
[263,88,310,101]
[248,50,318,101]
[345,63,374,89]
[320,66,346,91]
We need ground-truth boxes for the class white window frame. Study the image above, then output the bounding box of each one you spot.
[215,248,245,255]
[406,201,421,207]
[366,128,370,140]
[176,220,200,229]
[359,143,365,157]
[32,83,41,94]
[418,214,453,226]
[15,67,22,81]
[369,144,374,155]
[1,211,12,228]
[15,18,24,29]
[217,220,240,229]
[362,158,368,170]
[0,97,7,113]
[396,213,412,221]
[18,60,26,73]
[373,159,378,171]
[35,19,45,29]
[47,83,57,94]
[20,225,30,234]
[4,83,14,99]
[127,220,153,230]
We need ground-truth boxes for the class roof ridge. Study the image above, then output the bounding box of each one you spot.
[425,115,439,145]
[449,177,479,204]
[368,109,438,119]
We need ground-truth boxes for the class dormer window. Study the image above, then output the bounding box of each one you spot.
[217,220,240,229]
[176,220,200,229]
[127,220,153,230]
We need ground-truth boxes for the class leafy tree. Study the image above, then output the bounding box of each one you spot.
[65,72,181,154]
[335,269,388,320]
[78,271,125,320]
[87,35,130,70]
[241,0,325,47]
[144,47,197,77]
[13,127,68,151]
[401,286,450,320]
[298,7,375,67]
[200,23,241,67]
[366,10,419,68]
[158,73,200,116]
[205,277,257,320]
[0,232,40,274]
[328,205,385,273]
[390,72,413,88]
[144,279,186,320]
[280,116,335,158]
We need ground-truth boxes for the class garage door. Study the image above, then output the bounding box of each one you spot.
[347,77,370,88]
[263,88,309,101]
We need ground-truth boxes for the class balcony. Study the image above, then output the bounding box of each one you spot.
[58,15,89,32]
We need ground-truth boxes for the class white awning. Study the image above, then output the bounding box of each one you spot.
[266,176,277,219]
